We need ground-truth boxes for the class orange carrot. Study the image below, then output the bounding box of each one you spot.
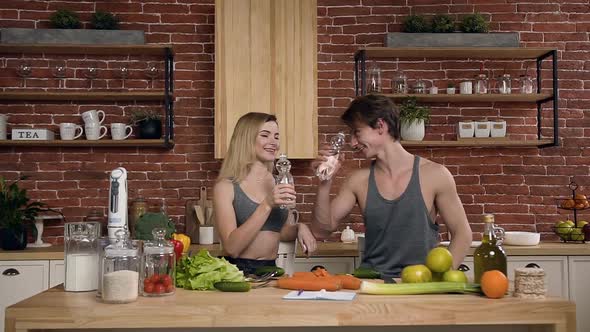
[312,267,331,277]
[333,274,362,290]
[292,272,317,279]
[276,277,342,291]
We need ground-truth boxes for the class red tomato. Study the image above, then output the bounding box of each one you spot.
[144,283,155,293]
[154,283,166,294]
[161,274,173,287]
[150,274,161,284]
[143,278,152,287]
[165,284,175,293]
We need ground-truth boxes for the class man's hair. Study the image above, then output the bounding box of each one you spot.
[217,112,277,183]
[340,94,400,141]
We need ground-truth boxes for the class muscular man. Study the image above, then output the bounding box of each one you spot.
[311,95,472,279]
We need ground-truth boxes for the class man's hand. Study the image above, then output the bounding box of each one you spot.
[297,223,317,256]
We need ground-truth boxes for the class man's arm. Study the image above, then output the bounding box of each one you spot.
[311,174,358,240]
[434,167,472,269]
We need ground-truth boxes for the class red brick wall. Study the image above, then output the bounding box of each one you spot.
[1,0,589,244]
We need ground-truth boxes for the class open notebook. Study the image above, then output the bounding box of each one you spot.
[282,289,356,301]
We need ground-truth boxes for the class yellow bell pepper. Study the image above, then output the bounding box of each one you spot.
[172,233,191,253]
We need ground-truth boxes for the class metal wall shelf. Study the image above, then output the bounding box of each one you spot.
[354,47,559,148]
[0,43,175,149]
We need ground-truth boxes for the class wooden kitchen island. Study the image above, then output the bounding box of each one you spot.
[5,285,576,332]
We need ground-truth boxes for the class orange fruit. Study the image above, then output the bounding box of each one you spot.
[480,270,509,299]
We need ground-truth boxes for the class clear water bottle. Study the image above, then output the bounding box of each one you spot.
[316,132,345,181]
[275,153,294,209]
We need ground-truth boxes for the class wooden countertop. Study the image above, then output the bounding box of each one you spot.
[5,286,576,332]
[1,241,589,261]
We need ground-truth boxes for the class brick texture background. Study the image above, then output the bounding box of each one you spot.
[1,0,589,244]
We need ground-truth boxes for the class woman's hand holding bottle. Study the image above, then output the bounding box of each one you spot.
[264,183,296,209]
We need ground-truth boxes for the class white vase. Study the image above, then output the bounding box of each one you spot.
[400,120,425,141]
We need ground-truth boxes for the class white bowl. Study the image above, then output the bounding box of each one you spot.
[503,232,540,246]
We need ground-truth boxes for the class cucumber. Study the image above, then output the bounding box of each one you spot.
[214,281,251,292]
[254,266,285,277]
[353,267,381,279]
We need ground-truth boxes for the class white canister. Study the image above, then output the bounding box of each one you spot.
[490,120,507,137]
[199,226,214,244]
[429,86,438,95]
[457,121,475,138]
[475,120,491,138]
[460,81,473,94]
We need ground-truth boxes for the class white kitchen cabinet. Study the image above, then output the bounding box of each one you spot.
[294,257,355,274]
[49,259,65,288]
[568,256,590,332]
[507,256,569,298]
[0,260,49,332]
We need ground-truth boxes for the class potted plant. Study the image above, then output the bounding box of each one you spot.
[91,11,120,30]
[446,83,456,95]
[49,9,81,29]
[432,14,455,33]
[402,15,430,33]
[398,97,431,141]
[130,109,163,139]
[0,176,45,250]
[459,13,489,33]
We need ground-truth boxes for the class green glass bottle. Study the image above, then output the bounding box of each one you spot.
[474,214,507,283]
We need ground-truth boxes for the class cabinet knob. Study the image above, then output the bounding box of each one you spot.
[525,263,541,268]
[2,268,20,276]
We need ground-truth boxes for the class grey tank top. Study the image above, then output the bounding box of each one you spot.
[361,155,439,279]
[232,182,288,232]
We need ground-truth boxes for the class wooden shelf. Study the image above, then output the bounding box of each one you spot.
[0,91,168,101]
[381,93,553,103]
[357,47,555,59]
[401,138,554,147]
[0,43,173,56]
[0,139,174,148]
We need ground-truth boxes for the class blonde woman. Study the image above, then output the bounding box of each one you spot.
[213,112,317,275]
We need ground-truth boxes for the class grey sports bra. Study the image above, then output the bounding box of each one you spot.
[232,182,288,232]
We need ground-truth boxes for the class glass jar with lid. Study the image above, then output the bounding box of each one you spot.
[497,74,512,94]
[64,222,101,292]
[366,62,382,93]
[519,75,534,94]
[392,70,408,94]
[141,228,176,296]
[101,229,139,303]
[474,73,489,94]
[413,79,426,94]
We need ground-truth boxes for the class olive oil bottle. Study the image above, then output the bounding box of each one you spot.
[474,214,507,283]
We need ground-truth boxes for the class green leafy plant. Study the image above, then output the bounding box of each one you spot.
[49,9,81,29]
[129,109,162,125]
[0,176,45,232]
[403,15,430,33]
[432,14,455,33]
[447,82,455,88]
[459,13,489,33]
[91,11,120,30]
[399,97,431,126]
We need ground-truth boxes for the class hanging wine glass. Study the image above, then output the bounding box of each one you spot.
[118,63,129,89]
[51,61,67,89]
[84,65,98,89]
[16,62,32,87]
[145,63,159,89]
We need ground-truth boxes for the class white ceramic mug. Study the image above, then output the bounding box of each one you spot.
[81,110,105,125]
[460,81,473,94]
[59,123,83,140]
[110,123,133,140]
[0,114,7,140]
[85,124,107,140]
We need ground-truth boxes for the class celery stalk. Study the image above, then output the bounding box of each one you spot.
[360,281,482,295]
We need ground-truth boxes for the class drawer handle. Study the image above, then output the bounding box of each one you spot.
[458,264,470,272]
[525,263,541,269]
[2,268,20,276]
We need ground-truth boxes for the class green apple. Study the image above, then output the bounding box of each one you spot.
[442,270,468,283]
[570,228,584,241]
[425,247,453,273]
[401,264,432,283]
[578,220,588,228]
[565,220,575,227]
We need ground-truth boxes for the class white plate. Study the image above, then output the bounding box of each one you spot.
[440,241,481,248]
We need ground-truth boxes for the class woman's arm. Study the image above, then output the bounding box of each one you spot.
[279,213,317,256]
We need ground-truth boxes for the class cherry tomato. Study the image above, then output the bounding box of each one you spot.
[161,274,173,287]
[154,283,166,294]
[144,282,155,293]
[165,284,175,293]
[150,274,161,284]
